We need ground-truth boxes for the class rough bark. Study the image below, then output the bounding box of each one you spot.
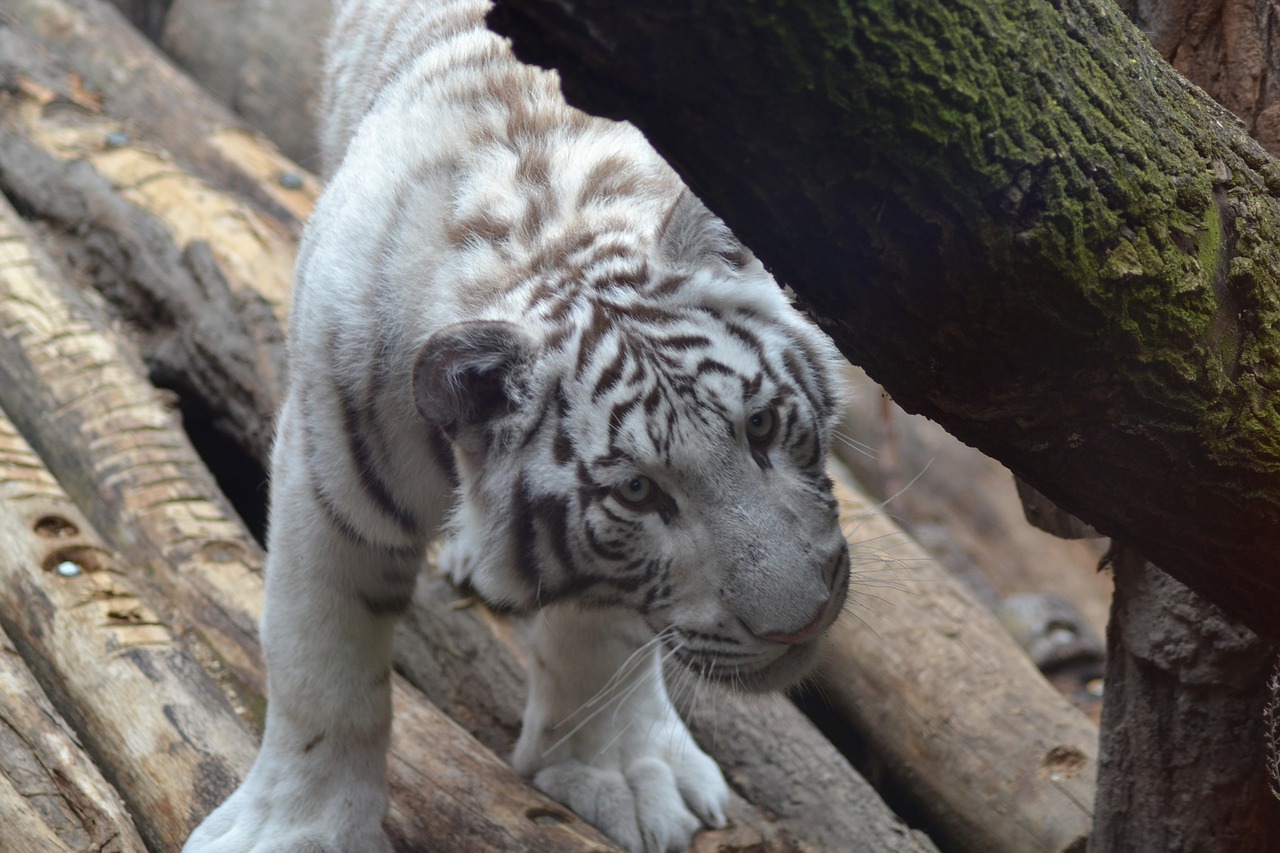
[1119,0,1280,157]
[817,469,1097,853]
[488,0,1280,639]
[1094,546,1280,850]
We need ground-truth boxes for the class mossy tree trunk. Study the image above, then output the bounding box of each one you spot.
[489,0,1280,640]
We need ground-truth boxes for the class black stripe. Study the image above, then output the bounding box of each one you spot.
[333,372,421,537]
[591,342,628,400]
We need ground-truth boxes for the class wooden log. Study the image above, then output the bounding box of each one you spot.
[0,389,259,850]
[0,195,622,852]
[0,623,149,853]
[1093,546,1280,849]
[0,16,295,465]
[2,0,319,233]
[159,0,327,168]
[817,464,1098,853]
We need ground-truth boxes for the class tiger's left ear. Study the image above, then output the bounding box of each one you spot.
[413,320,536,445]
[657,189,754,270]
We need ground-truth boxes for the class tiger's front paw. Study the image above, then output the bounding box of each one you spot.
[514,712,729,853]
[184,741,391,853]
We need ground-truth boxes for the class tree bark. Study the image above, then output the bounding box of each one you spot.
[1094,546,1280,850]
[488,0,1280,639]
[1118,0,1280,158]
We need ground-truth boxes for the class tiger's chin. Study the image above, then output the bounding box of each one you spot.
[675,638,824,693]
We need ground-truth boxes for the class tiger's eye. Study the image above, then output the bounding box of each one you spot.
[746,407,776,444]
[615,475,655,507]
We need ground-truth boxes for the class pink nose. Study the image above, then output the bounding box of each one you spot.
[761,601,829,645]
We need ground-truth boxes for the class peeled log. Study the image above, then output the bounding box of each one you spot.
[0,14,295,465]
[818,467,1097,853]
[0,350,259,851]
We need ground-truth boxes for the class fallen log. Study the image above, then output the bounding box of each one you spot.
[0,623,148,853]
[836,368,1108,723]
[817,466,1098,853]
[0,194,624,852]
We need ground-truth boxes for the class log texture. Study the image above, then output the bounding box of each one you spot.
[817,468,1097,853]
[3,0,318,233]
[0,9,296,465]
[0,624,148,853]
[488,0,1280,639]
[0,396,259,853]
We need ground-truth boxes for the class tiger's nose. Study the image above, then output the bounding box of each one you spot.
[760,601,829,645]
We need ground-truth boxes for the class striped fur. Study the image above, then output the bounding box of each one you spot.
[185,2,850,852]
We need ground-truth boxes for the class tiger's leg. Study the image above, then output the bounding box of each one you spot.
[184,400,424,853]
[512,606,729,853]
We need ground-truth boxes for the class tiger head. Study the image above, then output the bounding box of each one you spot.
[414,194,850,690]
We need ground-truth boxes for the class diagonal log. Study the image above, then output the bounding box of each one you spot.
[0,323,257,850]
[816,469,1098,853]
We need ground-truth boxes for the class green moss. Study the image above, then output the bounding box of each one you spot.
[737,0,1280,472]
[1196,195,1222,286]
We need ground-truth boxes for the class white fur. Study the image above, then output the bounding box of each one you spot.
[185,2,849,852]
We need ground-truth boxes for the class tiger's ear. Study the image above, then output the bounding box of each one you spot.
[657,189,754,270]
[413,321,536,442]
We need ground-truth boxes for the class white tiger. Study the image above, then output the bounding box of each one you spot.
[185,1,851,851]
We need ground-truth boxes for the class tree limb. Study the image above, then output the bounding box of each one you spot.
[489,0,1280,638]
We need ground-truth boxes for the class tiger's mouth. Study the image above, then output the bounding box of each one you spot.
[663,559,850,693]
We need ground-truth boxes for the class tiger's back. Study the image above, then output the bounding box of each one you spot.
[186,2,850,852]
